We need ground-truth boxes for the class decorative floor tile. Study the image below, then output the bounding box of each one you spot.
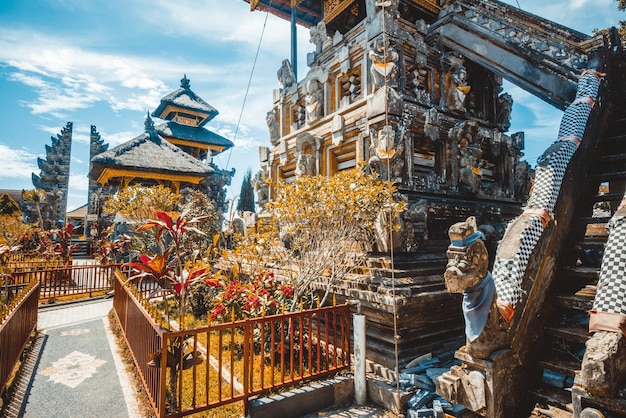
[60,328,92,336]
[39,351,106,388]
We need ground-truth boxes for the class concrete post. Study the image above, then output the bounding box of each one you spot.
[353,313,367,405]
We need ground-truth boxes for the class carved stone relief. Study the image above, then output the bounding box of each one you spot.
[445,55,471,114]
[277,59,296,90]
[305,78,324,123]
[368,124,405,183]
[369,37,399,93]
[266,109,280,145]
[496,93,513,132]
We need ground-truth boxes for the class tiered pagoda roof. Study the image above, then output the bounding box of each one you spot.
[90,114,213,186]
[152,75,218,127]
[151,75,233,158]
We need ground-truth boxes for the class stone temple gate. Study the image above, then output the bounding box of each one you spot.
[246,0,626,415]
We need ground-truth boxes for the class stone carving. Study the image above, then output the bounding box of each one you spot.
[496,93,513,132]
[424,108,439,142]
[403,199,429,251]
[309,21,329,55]
[253,169,269,207]
[295,152,316,177]
[369,37,399,92]
[458,143,482,195]
[447,120,478,189]
[277,59,296,89]
[443,217,509,358]
[305,78,324,122]
[408,67,429,102]
[374,208,404,253]
[266,109,280,145]
[579,195,626,396]
[294,103,306,128]
[368,125,404,182]
[445,56,471,114]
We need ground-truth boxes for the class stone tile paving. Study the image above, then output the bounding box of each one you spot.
[17,299,141,418]
[302,403,397,417]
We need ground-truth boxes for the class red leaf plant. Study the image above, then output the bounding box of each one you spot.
[124,209,211,330]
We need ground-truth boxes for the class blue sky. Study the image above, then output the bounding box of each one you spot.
[0,0,623,213]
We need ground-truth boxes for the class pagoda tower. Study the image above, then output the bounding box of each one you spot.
[151,75,235,213]
[89,75,235,218]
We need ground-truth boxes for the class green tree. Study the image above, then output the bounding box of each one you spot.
[103,184,180,222]
[0,194,19,215]
[266,165,404,309]
[22,189,47,229]
[236,168,255,213]
[595,1,626,42]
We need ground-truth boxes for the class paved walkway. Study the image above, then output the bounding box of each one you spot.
[8,299,141,418]
[5,297,393,418]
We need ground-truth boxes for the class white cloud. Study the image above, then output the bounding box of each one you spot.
[69,172,89,192]
[0,144,38,181]
[137,0,299,53]
[100,130,142,147]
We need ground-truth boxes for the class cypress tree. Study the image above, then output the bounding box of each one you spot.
[237,168,255,213]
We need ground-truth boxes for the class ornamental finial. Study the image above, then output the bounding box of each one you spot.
[181,74,190,89]
[144,111,155,132]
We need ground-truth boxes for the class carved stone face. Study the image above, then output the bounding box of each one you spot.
[376,125,396,159]
[444,218,489,293]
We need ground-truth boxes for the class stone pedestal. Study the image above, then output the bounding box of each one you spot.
[436,349,522,417]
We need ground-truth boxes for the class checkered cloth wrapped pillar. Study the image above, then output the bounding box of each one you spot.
[492,70,603,318]
[590,196,626,337]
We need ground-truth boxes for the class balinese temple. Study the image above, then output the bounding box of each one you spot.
[29,122,73,228]
[88,75,235,219]
[249,0,533,370]
[247,0,626,416]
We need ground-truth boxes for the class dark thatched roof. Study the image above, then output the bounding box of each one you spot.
[152,75,218,126]
[156,122,233,151]
[90,124,214,178]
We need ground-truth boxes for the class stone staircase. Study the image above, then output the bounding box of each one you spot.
[528,105,626,416]
[71,239,91,259]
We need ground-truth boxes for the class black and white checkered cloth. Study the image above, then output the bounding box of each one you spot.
[492,70,602,307]
[557,71,601,139]
[493,215,545,305]
[593,209,626,315]
[526,140,579,212]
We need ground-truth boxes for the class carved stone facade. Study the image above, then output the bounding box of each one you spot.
[255,0,539,369]
[29,122,73,228]
[250,0,625,415]
[260,0,533,256]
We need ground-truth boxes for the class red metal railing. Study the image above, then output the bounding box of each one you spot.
[113,270,166,416]
[0,281,39,397]
[10,264,119,301]
[113,271,352,418]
